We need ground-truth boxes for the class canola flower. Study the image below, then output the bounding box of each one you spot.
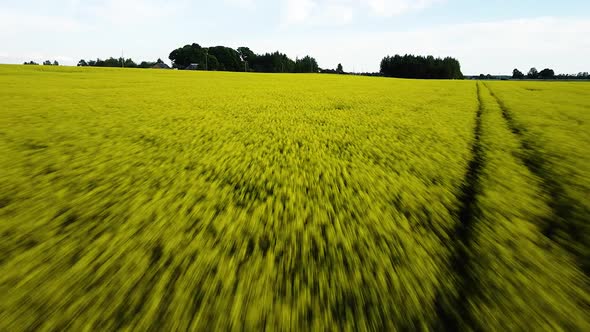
[0,65,588,330]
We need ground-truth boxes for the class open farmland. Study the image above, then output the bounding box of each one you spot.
[0,65,589,330]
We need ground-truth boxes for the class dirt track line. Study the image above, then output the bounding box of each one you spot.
[483,83,587,273]
[434,82,485,330]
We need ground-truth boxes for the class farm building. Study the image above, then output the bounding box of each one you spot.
[152,62,171,69]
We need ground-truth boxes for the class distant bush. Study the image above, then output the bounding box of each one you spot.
[538,68,555,79]
[380,54,463,79]
[78,57,172,69]
[512,69,525,79]
[42,60,59,66]
[511,67,587,80]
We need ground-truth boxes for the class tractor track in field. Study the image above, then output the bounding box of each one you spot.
[434,82,485,330]
[483,83,587,274]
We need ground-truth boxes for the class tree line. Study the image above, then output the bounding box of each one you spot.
[320,63,346,74]
[380,54,463,79]
[76,57,169,69]
[513,67,589,80]
[512,67,554,79]
[555,72,590,80]
[24,60,59,66]
[22,54,588,81]
[168,43,321,73]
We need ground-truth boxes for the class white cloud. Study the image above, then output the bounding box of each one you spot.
[281,0,356,27]
[281,0,444,26]
[86,0,181,26]
[0,0,184,35]
[0,11,83,33]
[224,0,255,8]
[282,0,318,26]
[320,3,355,25]
[364,0,444,17]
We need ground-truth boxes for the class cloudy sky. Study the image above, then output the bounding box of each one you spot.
[1,0,589,74]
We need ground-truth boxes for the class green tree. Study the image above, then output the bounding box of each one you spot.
[207,55,220,71]
[337,63,343,74]
[238,47,256,71]
[208,46,243,71]
[124,58,137,68]
[169,42,321,73]
[512,68,525,79]
[527,67,538,79]
[295,56,319,73]
[380,54,463,79]
[237,47,256,63]
[169,43,207,69]
[538,68,555,79]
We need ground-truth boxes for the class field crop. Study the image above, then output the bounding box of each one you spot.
[0,65,589,330]
[460,83,589,330]
[484,81,590,273]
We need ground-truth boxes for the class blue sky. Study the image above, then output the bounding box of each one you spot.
[1,0,589,74]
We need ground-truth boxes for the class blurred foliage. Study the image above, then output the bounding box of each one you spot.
[486,81,590,273]
[456,83,590,330]
[0,65,588,330]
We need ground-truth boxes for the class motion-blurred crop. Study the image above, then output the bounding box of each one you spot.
[0,65,588,330]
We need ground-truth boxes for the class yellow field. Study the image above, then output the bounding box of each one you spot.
[0,65,588,330]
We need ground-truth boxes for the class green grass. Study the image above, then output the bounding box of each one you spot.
[0,65,588,330]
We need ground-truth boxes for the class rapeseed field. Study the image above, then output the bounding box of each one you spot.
[0,65,588,330]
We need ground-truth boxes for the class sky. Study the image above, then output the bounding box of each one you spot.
[0,0,589,74]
